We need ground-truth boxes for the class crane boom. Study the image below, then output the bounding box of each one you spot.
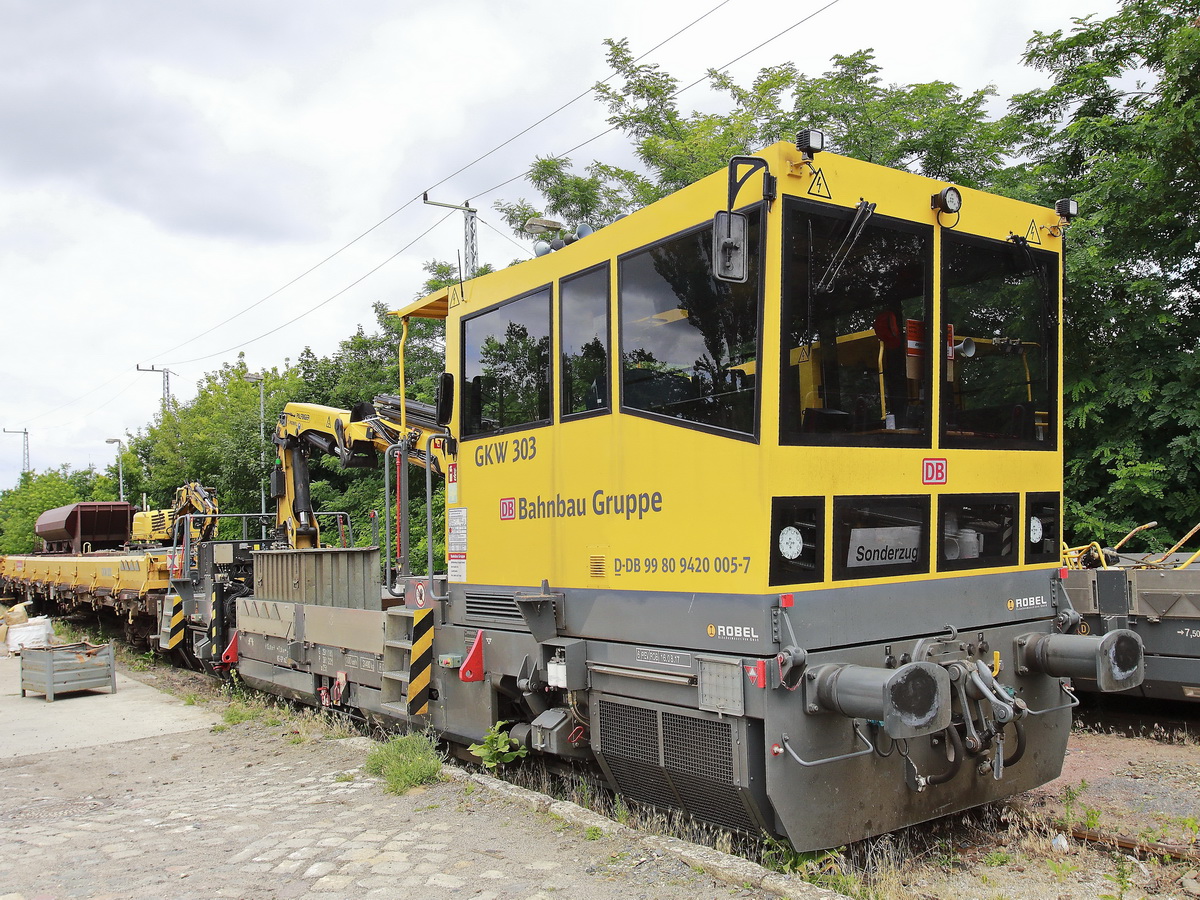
[272,397,450,549]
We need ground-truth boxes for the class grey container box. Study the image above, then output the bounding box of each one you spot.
[253,547,381,611]
[20,642,117,702]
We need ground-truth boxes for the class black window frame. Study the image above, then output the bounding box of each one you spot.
[559,261,612,423]
[616,205,765,443]
[832,495,930,581]
[936,492,1020,572]
[460,284,554,440]
[1025,491,1062,565]
[778,196,934,449]
[769,496,825,587]
[939,231,1060,451]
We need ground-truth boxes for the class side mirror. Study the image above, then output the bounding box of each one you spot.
[435,372,454,426]
[713,211,749,283]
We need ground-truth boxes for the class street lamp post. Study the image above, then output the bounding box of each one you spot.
[105,438,125,502]
[244,373,266,536]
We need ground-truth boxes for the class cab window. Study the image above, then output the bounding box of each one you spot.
[561,263,610,419]
[941,233,1059,449]
[780,199,932,446]
[619,214,762,437]
[461,288,551,437]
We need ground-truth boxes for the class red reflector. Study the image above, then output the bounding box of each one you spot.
[1058,567,1069,580]
[780,593,794,608]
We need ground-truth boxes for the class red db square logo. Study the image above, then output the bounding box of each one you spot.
[922,458,947,485]
[499,498,516,520]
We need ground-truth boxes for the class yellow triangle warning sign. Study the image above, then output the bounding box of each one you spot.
[808,169,831,199]
[1025,219,1041,244]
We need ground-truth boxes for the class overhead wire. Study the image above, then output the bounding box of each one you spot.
[167,211,456,366]
[145,0,737,368]
[463,0,845,205]
[32,0,846,429]
[168,0,848,369]
[478,215,535,257]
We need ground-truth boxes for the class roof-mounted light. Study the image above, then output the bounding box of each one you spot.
[932,186,962,214]
[1055,199,1078,220]
[796,129,825,156]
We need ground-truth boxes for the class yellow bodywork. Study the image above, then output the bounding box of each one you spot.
[0,549,171,603]
[396,142,1064,596]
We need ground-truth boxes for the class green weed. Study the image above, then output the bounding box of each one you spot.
[364,732,443,795]
[468,721,528,769]
[1099,853,1134,900]
[983,849,1011,866]
[1046,858,1080,882]
[222,701,261,725]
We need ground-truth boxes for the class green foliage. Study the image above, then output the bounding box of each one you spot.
[1062,779,1088,825]
[496,40,1019,239]
[468,721,528,769]
[1046,857,1080,882]
[760,839,863,895]
[364,732,443,794]
[1099,852,1136,900]
[128,356,300,518]
[792,50,1017,189]
[1011,1,1200,540]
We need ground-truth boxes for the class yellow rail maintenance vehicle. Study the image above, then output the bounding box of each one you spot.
[225,137,1144,850]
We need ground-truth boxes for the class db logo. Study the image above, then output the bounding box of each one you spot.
[706,624,716,637]
[499,498,516,520]
[922,458,947,485]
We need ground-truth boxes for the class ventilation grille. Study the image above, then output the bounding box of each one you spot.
[464,592,524,623]
[663,711,733,783]
[596,698,759,833]
[589,555,607,578]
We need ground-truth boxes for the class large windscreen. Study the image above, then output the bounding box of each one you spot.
[780,199,932,446]
[941,233,1059,450]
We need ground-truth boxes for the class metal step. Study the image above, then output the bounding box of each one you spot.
[380,701,410,719]
[382,669,410,683]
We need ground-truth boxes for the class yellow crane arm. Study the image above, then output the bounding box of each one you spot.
[272,397,451,549]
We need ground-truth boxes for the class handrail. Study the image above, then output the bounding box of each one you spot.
[780,722,874,768]
[1022,680,1080,717]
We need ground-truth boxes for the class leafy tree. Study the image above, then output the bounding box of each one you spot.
[128,357,300,524]
[513,39,1021,220]
[1010,1,1200,544]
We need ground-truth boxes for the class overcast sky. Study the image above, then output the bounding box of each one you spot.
[0,0,1117,491]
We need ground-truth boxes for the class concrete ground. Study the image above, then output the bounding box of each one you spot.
[0,652,836,900]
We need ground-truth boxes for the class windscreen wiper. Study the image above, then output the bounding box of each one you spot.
[815,199,876,293]
[1009,235,1052,327]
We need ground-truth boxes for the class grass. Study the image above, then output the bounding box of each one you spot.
[983,849,1012,866]
[223,701,262,725]
[363,732,444,795]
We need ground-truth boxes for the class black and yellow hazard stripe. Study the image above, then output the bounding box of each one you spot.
[407,607,434,716]
[166,590,185,650]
